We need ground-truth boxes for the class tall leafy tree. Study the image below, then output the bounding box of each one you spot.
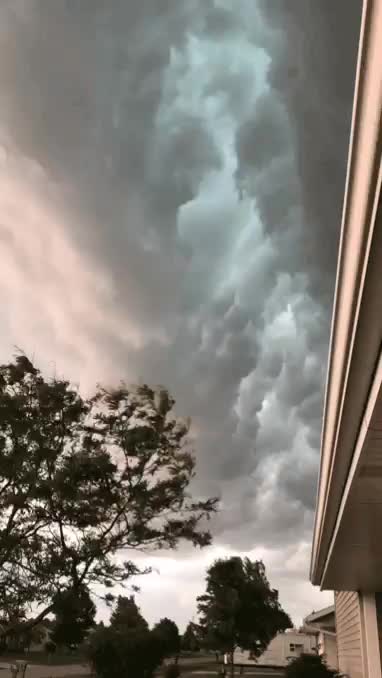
[0,354,218,639]
[197,557,292,676]
[152,618,180,661]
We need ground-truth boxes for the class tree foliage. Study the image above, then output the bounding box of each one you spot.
[0,355,218,637]
[197,557,292,669]
[285,653,342,678]
[152,618,180,659]
[110,596,148,633]
[50,586,96,649]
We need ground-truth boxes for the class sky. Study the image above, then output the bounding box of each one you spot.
[0,1,362,630]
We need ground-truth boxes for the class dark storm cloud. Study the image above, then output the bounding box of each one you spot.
[0,0,221,333]
[242,0,363,301]
[0,0,361,557]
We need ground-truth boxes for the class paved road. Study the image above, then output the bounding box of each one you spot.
[0,663,90,678]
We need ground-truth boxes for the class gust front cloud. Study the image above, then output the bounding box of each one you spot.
[0,0,362,625]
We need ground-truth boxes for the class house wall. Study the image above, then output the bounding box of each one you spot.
[335,591,364,678]
[318,631,338,670]
[234,631,316,667]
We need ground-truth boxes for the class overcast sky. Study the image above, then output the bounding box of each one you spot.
[0,0,362,630]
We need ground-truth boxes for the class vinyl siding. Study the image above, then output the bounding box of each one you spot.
[335,591,364,678]
[234,632,317,667]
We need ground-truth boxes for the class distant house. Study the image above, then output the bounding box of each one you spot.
[28,623,51,652]
[303,605,338,671]
[0,620,51,653]
[233,629,317,667]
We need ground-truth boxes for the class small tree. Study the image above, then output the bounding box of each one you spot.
[197,557,292,677]
[285,653,342,678]
[153,618,180,662]
[181,622,200,653]
[50,586,96,650]
[110,596,148,633]
[0,355,218,641]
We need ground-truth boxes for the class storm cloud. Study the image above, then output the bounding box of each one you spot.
[0,0,361,626]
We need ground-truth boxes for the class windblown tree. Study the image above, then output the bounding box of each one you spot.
[0,355,218,640]
[197,557,292,676]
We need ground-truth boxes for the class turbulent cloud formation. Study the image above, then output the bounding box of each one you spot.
[0,0,361,627]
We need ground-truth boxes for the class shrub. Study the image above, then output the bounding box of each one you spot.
[285,653,342,678]
[87,625,165,678]
[164,665,181,678]
[44,640,57,655]
[164,664,180,678]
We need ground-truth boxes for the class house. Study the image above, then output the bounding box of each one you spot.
[0,620,52,653]
[28,623,51,652]
[233,629,317,667]
[303,605,338,671]
[310,1,382,677]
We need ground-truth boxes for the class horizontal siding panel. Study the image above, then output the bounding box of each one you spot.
[336,594,358,621]
[337,627,362,641]
[337,639,362,646]
[338,643,362,652]
[335,591,363,678]
[337,625,362,639]
[337,634,361,644]
[337,632,361,643]
[337,617,361,629]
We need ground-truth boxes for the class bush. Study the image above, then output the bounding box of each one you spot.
[87,626,165,678]
[164,665,181,678]
[285,653,342,678]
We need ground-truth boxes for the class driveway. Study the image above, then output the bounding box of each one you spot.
[182,669,284,678]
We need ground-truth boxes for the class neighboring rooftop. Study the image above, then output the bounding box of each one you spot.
[304,605,336,632]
